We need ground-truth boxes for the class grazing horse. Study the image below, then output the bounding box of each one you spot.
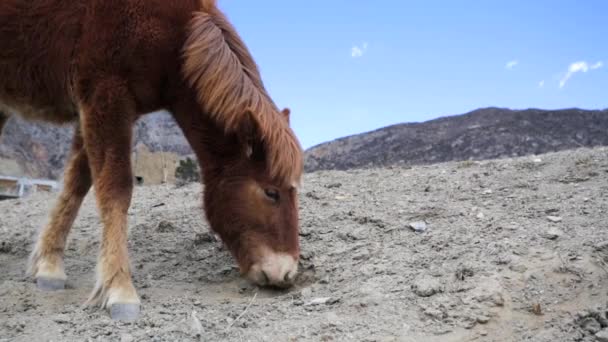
[0,0,303,320]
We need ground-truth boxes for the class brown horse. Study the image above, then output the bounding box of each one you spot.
[0,0,303,320]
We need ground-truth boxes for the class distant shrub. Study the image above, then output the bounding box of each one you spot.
[175,157,200,185]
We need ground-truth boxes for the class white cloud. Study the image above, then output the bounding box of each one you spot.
[538,80,545,88]
[505,60,518,70]
[351,42,368,58]
[559,61,603,88]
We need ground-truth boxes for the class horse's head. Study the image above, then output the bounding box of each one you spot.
[200,108,302,288]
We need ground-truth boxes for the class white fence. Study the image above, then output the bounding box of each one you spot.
[0,176,60,199]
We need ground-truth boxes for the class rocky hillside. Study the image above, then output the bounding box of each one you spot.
[305,108,608,172]
[0,111,191,180]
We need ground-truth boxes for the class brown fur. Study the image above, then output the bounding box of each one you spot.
[1,0,303,311]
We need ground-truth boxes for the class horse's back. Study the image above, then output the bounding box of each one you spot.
[0,0,86,123]
[0,0,198,123]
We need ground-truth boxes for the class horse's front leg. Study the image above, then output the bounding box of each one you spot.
[79,77,139,321]
[28,126,92,290]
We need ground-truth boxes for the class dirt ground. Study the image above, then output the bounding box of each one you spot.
[2,147,608,342]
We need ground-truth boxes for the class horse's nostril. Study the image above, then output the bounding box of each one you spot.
[261,270,269,285]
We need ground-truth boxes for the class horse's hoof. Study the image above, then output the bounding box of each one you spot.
[110,303,140,321]
[36,277,65,291]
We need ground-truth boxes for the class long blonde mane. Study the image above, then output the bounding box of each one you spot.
[182,0,303,184]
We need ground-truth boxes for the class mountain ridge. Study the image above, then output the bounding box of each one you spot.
[304,107,608,172]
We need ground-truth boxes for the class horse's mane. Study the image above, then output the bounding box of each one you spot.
[182,0,303,185]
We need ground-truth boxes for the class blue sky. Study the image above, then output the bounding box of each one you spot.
[219,1,608,149]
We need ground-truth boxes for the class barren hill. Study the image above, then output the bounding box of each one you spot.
[305,107,608,172]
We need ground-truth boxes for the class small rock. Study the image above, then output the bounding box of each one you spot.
[455,265,475,281]
[156,220,176,232]
[546,216,563,223]
[305,297,338,306]
[412,276,443,297]
[324,311,341,326]
[594,241,608,251]
[408,221,427,233]
[476,212,485,219]
[190,311,203,336]
[476,315,490,324]
[509,264,528,273]
[423,307,446,320]
[193,232,215,245]
[120,334,135,342]
[580,317,602,334]
[300,287,312,298]
[52,314,70,324]
[491,293,505,307]
[531,303,542,316]
[352,249,370,261]
[596,329,608,342]
[543,228,563,240]
[533,158,543,163]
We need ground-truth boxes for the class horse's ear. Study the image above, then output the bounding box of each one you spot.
[281,108,291,125]
[238,110,265,161]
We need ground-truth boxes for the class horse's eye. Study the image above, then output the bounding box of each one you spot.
[264,189,280,202]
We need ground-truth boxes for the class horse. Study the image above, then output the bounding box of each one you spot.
[0,0,303,321]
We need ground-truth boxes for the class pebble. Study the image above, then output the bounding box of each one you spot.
[476,212,485,219]
[156,220,176,232]
[120,334,135,342]
[509,264,528,273]
[476,315,490,324]
[408,221,427,233]
[412,276,443,297]
[305,297,338,306]
[596,329,608,342]
[594,241,608,251]
[546,216,563,223]
[543,228,563,240]
[324,311,341,326]
[190,311,203,336]
[300,287,312,298]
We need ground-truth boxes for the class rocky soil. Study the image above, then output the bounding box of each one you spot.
[1,147,608,341]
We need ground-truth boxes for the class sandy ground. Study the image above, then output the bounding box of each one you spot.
[1,147,608,342]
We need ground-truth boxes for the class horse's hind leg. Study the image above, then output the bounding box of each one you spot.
[79,77,139,320]
[28,126,92,290]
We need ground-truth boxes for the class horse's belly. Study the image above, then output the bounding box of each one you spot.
[0,97,77,124]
